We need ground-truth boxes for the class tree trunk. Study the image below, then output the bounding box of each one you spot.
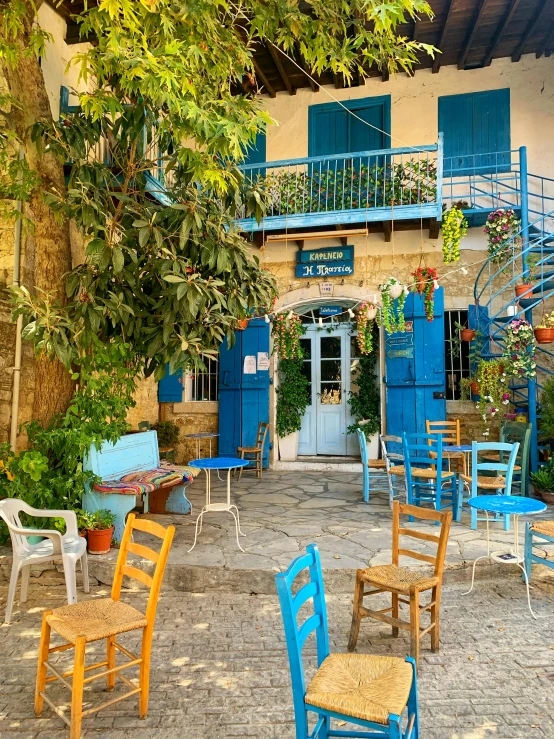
[2,1,74,426]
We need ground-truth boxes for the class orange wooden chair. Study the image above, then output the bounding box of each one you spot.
[35,514,174,738]
[426,419,465,474]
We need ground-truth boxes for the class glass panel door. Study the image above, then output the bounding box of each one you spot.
[317,333,347,455]
[297,334,317,455]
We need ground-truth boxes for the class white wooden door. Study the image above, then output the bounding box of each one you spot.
[297,333,317,455]
[316,331,348,455]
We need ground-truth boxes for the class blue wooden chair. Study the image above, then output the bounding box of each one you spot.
[402,433,457,519]
[275,543,420,739]
[455,442,519,531]
[356,427,388,504]
[524,520,554,581]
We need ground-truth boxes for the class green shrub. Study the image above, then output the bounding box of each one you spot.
[153,421,180,447]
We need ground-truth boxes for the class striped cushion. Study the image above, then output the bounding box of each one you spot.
[160,462,199,481]
[93,481,156,496]
[120,468,183,488]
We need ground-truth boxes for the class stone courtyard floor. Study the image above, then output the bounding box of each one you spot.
[2,576,554,739]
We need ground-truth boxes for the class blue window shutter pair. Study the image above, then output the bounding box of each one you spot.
[438,89,511,176]
[308,96,392,157]
[158,365,184,403]
[241,133,267,165]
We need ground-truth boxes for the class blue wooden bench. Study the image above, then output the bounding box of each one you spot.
[82,431,194,542]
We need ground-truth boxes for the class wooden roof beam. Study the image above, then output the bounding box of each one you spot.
[252,58,276,98]
[332,71,344,89]
[432,0,454,74]
[483,0,521,66]
[536,18,554,58]
[512,2,551,62]
[458,0,490,70]
[267,43,296,95]
[296,47,319,92]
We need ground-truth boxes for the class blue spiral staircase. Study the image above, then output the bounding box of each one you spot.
[473,152,554,472]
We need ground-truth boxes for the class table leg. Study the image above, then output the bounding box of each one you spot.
[513,514,538,619]
[187,506,207,553]
[463,509,491,596]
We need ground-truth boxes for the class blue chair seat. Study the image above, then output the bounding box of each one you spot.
[305,653,413,726]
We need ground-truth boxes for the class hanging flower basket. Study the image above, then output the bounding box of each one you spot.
[470,381,480,396]
[484,209,521,264]
[502,319,537,377]
[411,267,438,322]
[379,278,407,334]
[441,205,468,264]
[534,327,554,344]
[356,302,378,355]
[237,318,250,331]
[460,328,476,342]
[515,283,533,298]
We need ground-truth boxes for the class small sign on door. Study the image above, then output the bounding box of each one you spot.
[257,352,270,371]
[243,356,256,374]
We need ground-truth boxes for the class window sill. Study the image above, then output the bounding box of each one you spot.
[173,400,218,414]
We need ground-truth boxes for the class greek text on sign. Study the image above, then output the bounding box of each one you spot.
[296,245,354,279]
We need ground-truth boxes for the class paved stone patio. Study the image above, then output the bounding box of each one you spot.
[2,573,554,739]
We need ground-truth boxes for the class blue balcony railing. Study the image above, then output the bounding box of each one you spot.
[236,138,443,233]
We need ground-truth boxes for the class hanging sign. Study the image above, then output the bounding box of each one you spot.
[295,246,354,279]
[319,306,342,316]
[385,332,414,359]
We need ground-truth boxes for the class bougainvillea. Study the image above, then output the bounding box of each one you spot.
[379,278,407,334]
[484,209,520,264]
[272,313,304,360]
[412,266,438,321]
[442,205,468,264]
[502,318,537,379]
[356,302,378,354]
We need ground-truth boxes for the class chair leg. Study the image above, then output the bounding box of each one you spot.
[34,610,52,717]
[409,589,420,667]
[523,523,533,583]
[139,627,153,719]
[106,635,116,691]
[392,593,399,638]
[20,565,31,603]
[347,573,364,652]
[238,451,244,481]
[430,586,440,653]
[406,656,420,739]
[81,552,90,594]
[5,558,20,624]
[70,636,86,739]
[63,557,78,605]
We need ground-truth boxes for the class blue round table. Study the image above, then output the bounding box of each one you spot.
[465,494,547,618]
[187,457,250,553]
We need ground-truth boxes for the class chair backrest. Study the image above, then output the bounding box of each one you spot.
[111,514,175,631]
[426,419,460,446]
[256,422,270,451]
[0,498,35,556]
[500,423,531,458]
[138,421,151,432]
[356,427,369,466]
[403,432,447,481]
[380,435,404,471]
[392,500,452,577]
[84,431,160,479]
[275,544,329,722]
[470,441,520,493]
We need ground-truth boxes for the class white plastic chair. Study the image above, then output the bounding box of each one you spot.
[0,499,89,624]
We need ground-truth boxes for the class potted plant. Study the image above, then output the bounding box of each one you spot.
[475,358,508,436]
[237,318,250,331]
[412,267,438,321]
[379,277,408,334]
[530,464,554,504]
[484,209,520,265]
[502,318,536,378]
[515,281,533,298]
[534,311,554,344]
[441,204,468,264]
[356,302,378,355]
[85,509,116,555]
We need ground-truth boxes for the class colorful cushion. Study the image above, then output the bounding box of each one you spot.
[93,480,156,496]
[160,462,199,481]
[119,468,183,489]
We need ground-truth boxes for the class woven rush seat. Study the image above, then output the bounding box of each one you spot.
[305,653,412,725]
[530,520,554,537]
[237,446,260,453]
[358,564,439,593]
[46,598,147,644]
[367,459,386,469]
[460,473,506,489]
[389,465,453,480]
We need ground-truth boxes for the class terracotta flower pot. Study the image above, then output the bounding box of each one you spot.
[515,284,533,297]
[460,329,476,342]
[534,327,554,344]
[86,526,113,555]
[537,489,554,505]
[470,381,480,396]
[237,319,250,331]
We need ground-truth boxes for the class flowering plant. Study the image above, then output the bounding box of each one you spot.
[475,358,509,436]
[356,302,378,354]
[379,277,407,334]
[272,313,304,359]
[484,209,520,264]
[502,318,536,379]
[442,205,468,263]
[412,266,437,321]
[534,310,554,329]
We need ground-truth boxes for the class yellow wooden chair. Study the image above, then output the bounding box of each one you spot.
[35,514,175,738]
[237,421,269,480]
[426,419,465,473]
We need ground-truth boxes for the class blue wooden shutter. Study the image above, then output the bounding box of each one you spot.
[158,364,183,403]
[439,89,510,176]
[385,289,446,437]
[241,132,267,166]
[218,319,270,466]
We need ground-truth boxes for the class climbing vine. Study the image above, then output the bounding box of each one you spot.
[356,302,378,354]
[272,313,304,359]
[441,205,468,264]
[348,324,381,438]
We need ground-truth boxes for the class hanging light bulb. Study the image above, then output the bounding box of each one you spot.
[348,308,355,318]
[264,314,270,323]
[287,310,294,319]
[433,279,439,290]
[318,316,323,327]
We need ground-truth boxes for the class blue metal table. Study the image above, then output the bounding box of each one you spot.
[188,457,249,553]
[465,495,547,618]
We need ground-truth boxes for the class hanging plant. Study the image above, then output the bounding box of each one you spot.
[441,204,468,264]
[379,277,407,334]
[502,318,537,378]
[356,302,378,354]
[475,359,509,436]
[412,266,438,321]
[272,313,304,359]
[484,209,520,264]
[347,330,381,439]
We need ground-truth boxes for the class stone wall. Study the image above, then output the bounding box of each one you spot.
[447,400,500,444]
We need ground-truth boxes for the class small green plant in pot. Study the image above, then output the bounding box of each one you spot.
[530,464,554,504]
[152,421,180,448]
[85,509,116,555]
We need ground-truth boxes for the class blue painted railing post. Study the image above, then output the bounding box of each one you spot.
[520,145,529,279]
[436,132,444,222]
